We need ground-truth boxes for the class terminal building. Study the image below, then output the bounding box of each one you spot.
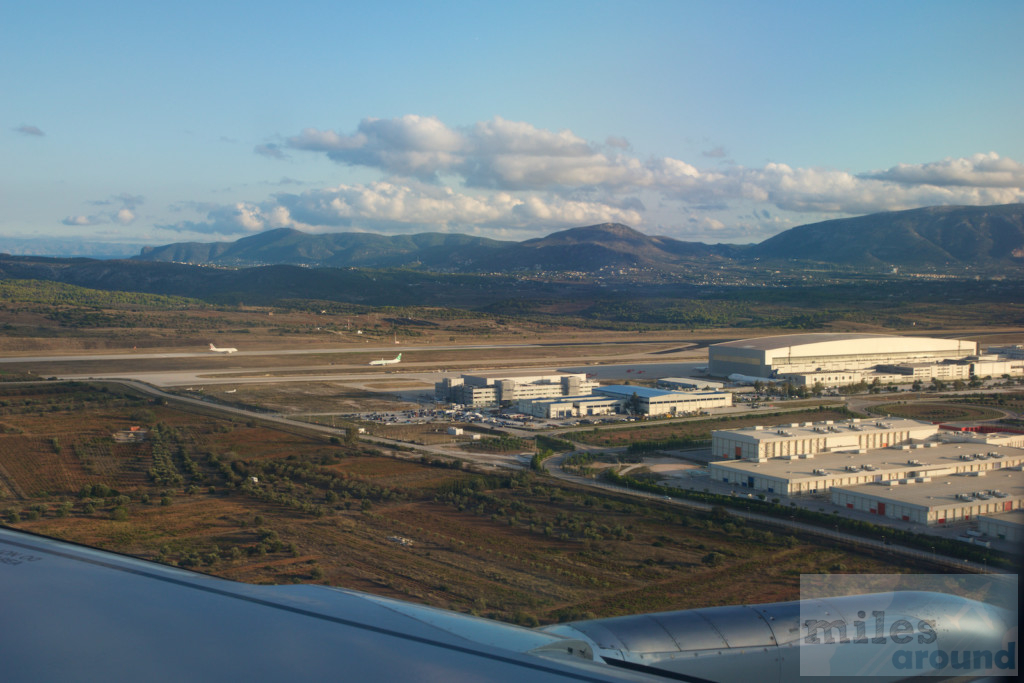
[707,333,991,387]
[435,373,598,408]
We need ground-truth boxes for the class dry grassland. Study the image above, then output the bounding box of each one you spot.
[1,383,933,625]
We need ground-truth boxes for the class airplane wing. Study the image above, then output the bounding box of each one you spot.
[0,527,656,682]
[1,527,1015,682]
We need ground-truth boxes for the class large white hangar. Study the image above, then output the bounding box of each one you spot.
[707,333,977,379]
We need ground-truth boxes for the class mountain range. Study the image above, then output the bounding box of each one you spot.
[134,203,1024,272]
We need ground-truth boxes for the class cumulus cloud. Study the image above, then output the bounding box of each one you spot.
[160,181,643,236]
[14,124,44,136]
[729,162,1024,214]
[288,115,464,180]
[862,152,1024,188]
[284,116,1024,220]
[288,115,676,191]
[140,114,1024,243]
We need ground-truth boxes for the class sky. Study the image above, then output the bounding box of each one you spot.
[2,1,1022,256]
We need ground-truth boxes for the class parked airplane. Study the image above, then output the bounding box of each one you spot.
[370,352,401,366]
[0,527,1014,682]
[209,343,238,354]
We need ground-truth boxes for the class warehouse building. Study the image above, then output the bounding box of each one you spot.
[709,438,1024,497]
[594,386,732,417]
[711,418,938,462]
[435,373,598,408]
[708,333,978,385]
[831,468,1023,525]
[977,509,1024,543]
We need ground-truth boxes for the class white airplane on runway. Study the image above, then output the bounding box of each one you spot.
[209,343,238,354]
[370,353,401,366]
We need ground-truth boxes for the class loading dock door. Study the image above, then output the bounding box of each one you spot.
[877,502,886,515]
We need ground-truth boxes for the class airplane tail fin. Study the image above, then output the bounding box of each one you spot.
[209,343,215,350]
[396,353,402,361]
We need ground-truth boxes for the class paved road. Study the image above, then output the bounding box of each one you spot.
[69,378,525,470]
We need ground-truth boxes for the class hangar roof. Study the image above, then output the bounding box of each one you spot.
[713,333,903,351]
[710,333,976,359]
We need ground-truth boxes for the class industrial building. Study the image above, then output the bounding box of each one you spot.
[593,386,732,417]
[708,416,1024,525]
[710,436,1024,497]
[435,372,598,408]
[711,418,938,462]
[977,509,1024,543]
[830,469,1023,526]
[707,333,982,387]
[517,395,621,419]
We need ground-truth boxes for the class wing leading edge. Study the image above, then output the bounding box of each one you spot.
[0,527,657,682]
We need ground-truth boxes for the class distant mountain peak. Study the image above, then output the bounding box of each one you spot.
[524,223,646,245]
[131,203,1024,273]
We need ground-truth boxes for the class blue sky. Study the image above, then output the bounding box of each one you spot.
[3,1,1022,255]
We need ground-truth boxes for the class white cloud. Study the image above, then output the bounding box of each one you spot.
[733,162,1024,214]
[284,116,1024,217]
[115,208,136,225]
[161,181,642,236]
[288,115,672,190]
[862,152,1024,188]
[287,115,464,179]
[144,115,1024,243]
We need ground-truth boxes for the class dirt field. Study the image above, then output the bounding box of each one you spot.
[872,402,1005,422]
[1,383,930,624]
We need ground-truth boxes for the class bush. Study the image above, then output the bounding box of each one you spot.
[702,552,724,566]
